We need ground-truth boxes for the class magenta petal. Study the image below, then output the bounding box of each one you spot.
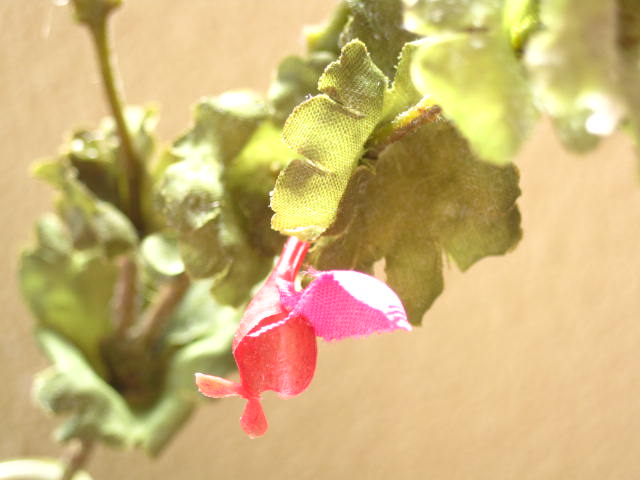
[234,313,317,398]
[292,270,411,341]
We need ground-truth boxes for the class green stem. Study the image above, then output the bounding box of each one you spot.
[89,20,144,234]
[113,255,138,337]
[366,98,442,158]
[133,273,190,348]
[60,438,94,480]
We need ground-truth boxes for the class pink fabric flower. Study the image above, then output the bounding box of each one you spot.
[195,237,411,437]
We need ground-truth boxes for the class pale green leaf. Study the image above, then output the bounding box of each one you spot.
[411,32,537,164]
[404,0,503,34]
[525,0,626,151]
[271,40,387,240]
[224,122,290,255]
[140,232,185,277]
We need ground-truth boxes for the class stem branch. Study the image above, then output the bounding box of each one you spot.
[89,20,144,233]
[366,99,442,158]
[60,438,94,480]
[112,255,138,337]
[134,273,190,347]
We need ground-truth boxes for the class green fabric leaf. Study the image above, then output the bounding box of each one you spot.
[172,92,267,166]
[379,41,425,125]
[311,121,522,324]
[224,122,290,255]
[404,0,503,34]
[33,286,237,455]
[33,328,194,456]
[305,1,351,54]
[61,106,157,220]
[503,0,540,52]
[411,32,537,164]
[33,328,135,446]
[270,40,387,240]
[268,52,335,125]
[156,159,223,233]
[33,156,138,257]
[140,232,185,277]
[524,0,626,151]
[342,0,417,78]
[177,218,230,279]
[19,235,117,374]
[156,103,277,304]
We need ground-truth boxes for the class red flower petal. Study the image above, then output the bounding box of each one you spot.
[235,313,317,398]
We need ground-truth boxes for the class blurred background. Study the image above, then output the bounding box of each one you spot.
[2,1,640,479]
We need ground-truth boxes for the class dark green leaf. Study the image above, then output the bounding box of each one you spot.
[311,121,522,324]
[20,239,117,373]
[172,92,267,166]
[268,52,335,124]
[342,0,417,78]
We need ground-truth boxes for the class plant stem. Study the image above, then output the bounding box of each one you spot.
[134,273,191,347]
[112,255,138,337]
[89,20,144,234]
[366,99,442,158]
[60,438,94,480]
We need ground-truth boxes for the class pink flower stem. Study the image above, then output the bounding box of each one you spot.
[274,237,310,282]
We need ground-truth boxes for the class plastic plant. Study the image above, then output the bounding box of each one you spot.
[6,0,640,478]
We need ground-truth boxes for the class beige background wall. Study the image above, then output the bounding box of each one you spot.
[2,1,640,479]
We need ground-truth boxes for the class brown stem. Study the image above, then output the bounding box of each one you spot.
[60,438,94,480]
[133,273,190,347]
[89,21,144,234]
[112,255,138,337]
[366,100,442,159]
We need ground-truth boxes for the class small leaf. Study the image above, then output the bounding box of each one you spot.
[342,0,417,78]
[172,92,267,166]
[20,239,117,374]
[268,52,335,124]
[224,122,292,255]
[33,158,138,256]
[140,232,185,277]
[156,159,223,232]
[270,40,387,240]
[311,121,522,324]
[305,1,350,54]
[411,32,537,164]
[33,328,136,447]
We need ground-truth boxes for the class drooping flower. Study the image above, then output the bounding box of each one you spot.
[195,237,411,437]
